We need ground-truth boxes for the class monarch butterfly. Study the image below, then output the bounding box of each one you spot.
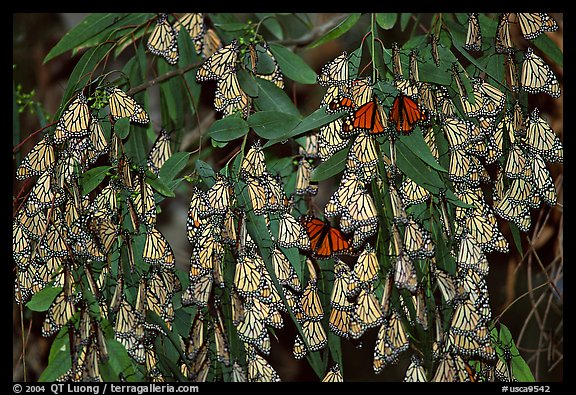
[24,170,65,216]
[174,13,206,55]
[402,216,435,259]
[317,51,349,87]
[404,355,427,382]
[196,39,239,81]
[300,215,352,259]
[240,141,267,179]
[430,33,440,67]
[88,215,118,255]
[293,333,307,360]
[400,177,430,207]
[342,95,388,136]
[374,309,409,370]
[328,77,373,114]
[347,188,378,229]
[146,268,178,326]
[299,132,318,159]
[147,13,178,65]
[236,300,270,354]
[520,47,560,98]
[515,13,558,40]
[394,251,418,294]
[524,108,563,163]
[276,212,310,250]
[246,348,281,382]
[16,137,56,180]
[460,210,509,253]
[354,287,384,331]
[106,87,149,124]
[391,42,403,80]
[214,68,252,118]
[322,364,344,382]
[202,28,222,59]
[54,92,91,143]
[432,353,475,382]
[251,42,284,89]
[132,175,156,229]
[464,13,482,51]
[42,279,78,337]
[457,234,489,275]
[234,252,262,298]
[351,244,379,284]
[301,279,324,322]
[301,318,328,352]
[495,13,514,54]
[529,152,557,207]
[214,310,231,366]
[143,227,175,267]
[183,268,213,307]
[442,116,472,150]
[331,258,353,307]
[147,129,172,175]
[389,94,426,134]
[270,247,301,291]
[495,182,533,233]
[204,174,232,216]
[295,158,318,196]
[317,118,348,161]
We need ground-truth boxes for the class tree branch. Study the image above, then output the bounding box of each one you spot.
[273,14,349,48]
[126,60,204,96]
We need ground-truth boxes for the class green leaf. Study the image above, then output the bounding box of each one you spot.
[26,286,62,312]
[376,13,397,30]
[60,42,114,116]
[511,352,536,382]
[253,78,300,117]
[508,222,524,257]
[533,34,563,68]
[147,176,176,198]
[269,43,317,84]
[395,139,446,192]
[308,13,362,49]
[114,117,131,139]
[195,160,216,187]
[247,111,301,140]
[310,142,350,182]
[178,25,203,115]
[213,22,247,32]
[237,69,259,97]
[498,324,535,382]
[79,166,113,195]
[158,151,191,181]
[207,116,249,142]
[400,13,412,31]
[400,132,447,173]
[100,337,141,381]
[263,107,345,149]
[44,13,128,63]
[39,327,71,381]
[158,59,184,130]
[255,13,284,40]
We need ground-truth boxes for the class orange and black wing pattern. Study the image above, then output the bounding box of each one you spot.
[301,216,351,259]
[389,94,426,135]
[342,96,387,136]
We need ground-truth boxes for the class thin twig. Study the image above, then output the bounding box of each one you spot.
[273,14,350,48]
[126,61,204,96]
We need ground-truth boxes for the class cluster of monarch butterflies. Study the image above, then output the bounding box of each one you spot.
[12,84,186,381]
[147,13,221,65]
[196,36,283,118]
[13,12,561,382]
